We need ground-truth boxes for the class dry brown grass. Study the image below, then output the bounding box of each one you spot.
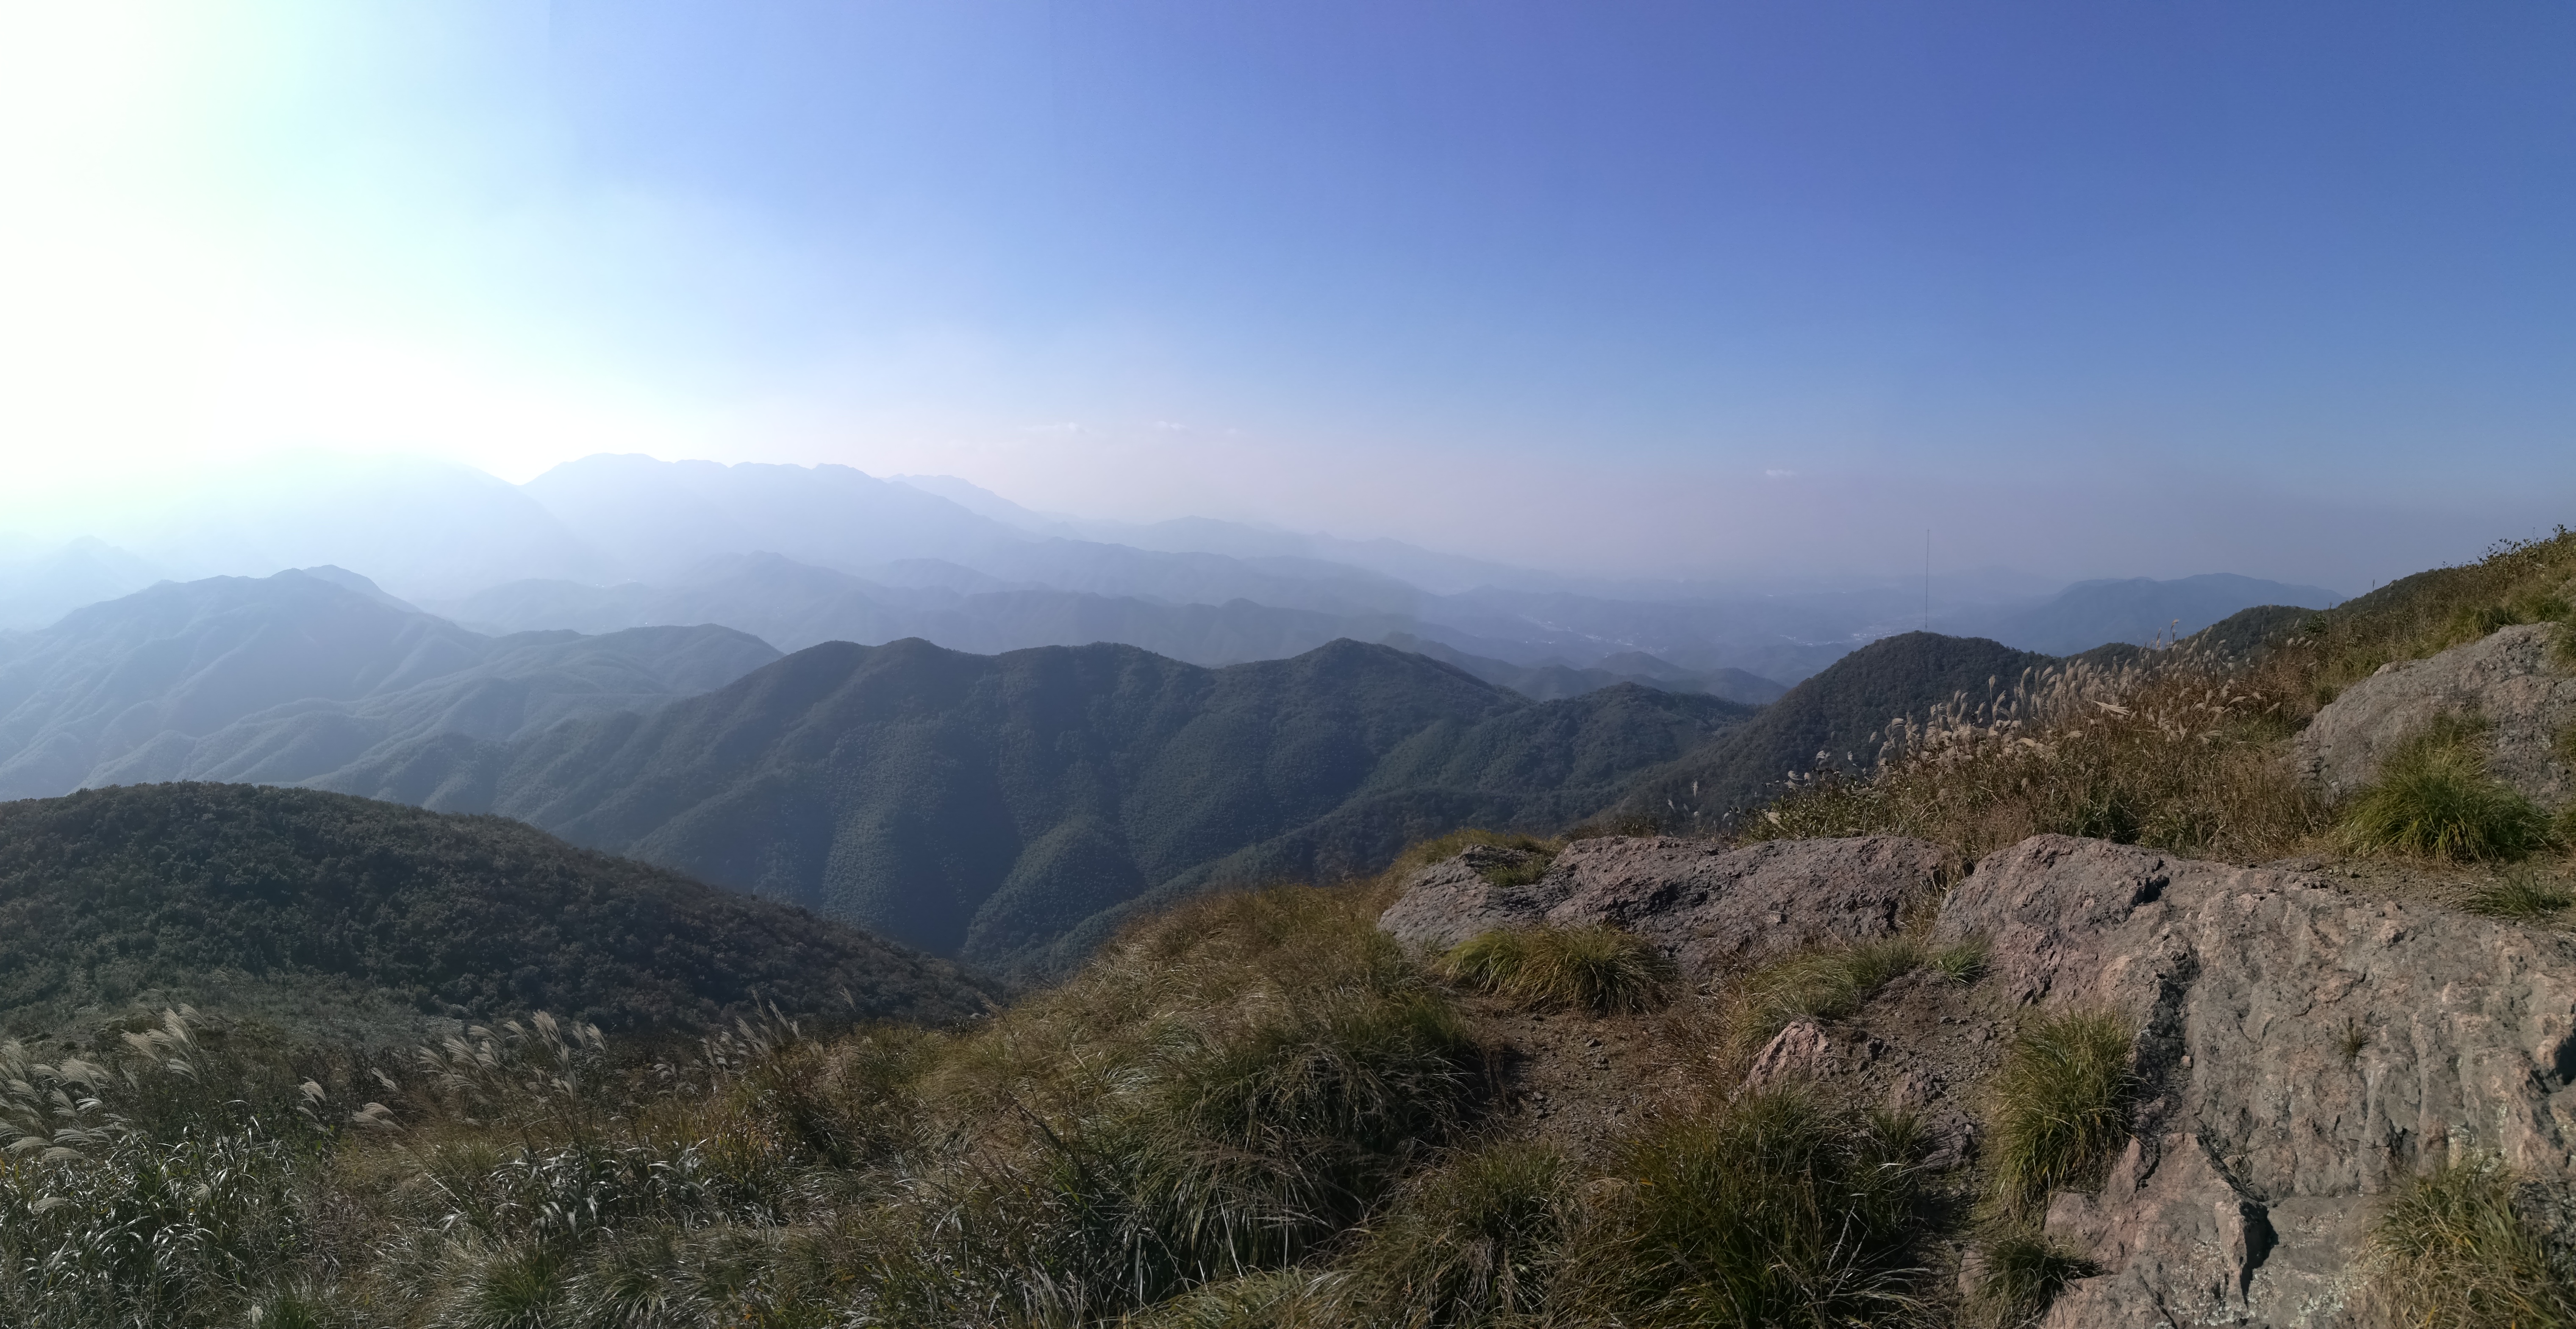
[1751,643,2327,862]
[1751,529,2576,868]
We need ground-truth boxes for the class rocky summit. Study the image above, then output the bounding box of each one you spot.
[1382,829,2576,1328]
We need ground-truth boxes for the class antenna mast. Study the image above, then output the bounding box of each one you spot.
[1922,530,1930,632]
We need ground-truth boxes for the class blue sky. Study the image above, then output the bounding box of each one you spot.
[2,2,2570,587]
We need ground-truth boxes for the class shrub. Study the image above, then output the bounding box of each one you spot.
[2369,1155,2576,1329]
[1988,1010,2136,1218]
[1971,1230,2097,1327]
[1334,1143,1571,1328]
[2341,725,2554,862]
[1556,1091,1926,1328]
[1437,926,1674,1015]
[2466,873,2576,920]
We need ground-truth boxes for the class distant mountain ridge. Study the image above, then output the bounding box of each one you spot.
[1375,632,1787,705]
[312,636,1754,978]
[0,568,779,800]
[1947,572,2342,656]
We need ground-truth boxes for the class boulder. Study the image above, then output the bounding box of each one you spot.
[2292,622,2576,805]
[1935,834,2576,1327]
[1377,834,1948,979]
[1374,843,1568,955]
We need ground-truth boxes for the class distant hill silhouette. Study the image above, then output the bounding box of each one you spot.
[1377,632,1788,703]
[427,553,1433,665]
[0,569,778,800]
[1953,573,2341,655]
[1607,631,2052,828]
[320,637,1753,978]
[0,783,994,1040]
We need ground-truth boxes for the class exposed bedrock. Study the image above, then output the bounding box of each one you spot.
[1383,831,2576,1326]
[1375,833,1948,977]
[2293,621,2576,805]
[1938,834,2576,1327]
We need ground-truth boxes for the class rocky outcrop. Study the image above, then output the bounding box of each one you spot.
[1387,829,2576,1323]
[2293,622,2576,805]
[1935,834,2576,1328]
[1377,834,1948,979]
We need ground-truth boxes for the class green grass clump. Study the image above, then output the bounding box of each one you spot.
[1971,1230,2098,1327]
[1334,1143,1571,1328]
[2369,1155,2576,1329]
[1927,937,1991,984]
[2341,724,2555,863]
[1988,1009,2136,1218]
[1557,1091,1927,1328]
[1729,936,1968,1054]
[2466,873,2576,920]
[1437,926,1674,1015]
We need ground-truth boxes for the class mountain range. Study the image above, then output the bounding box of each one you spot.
[0,549,2335,986]
[3,454,2343,686]
[0,568,777,800]
[313,637,1752,978]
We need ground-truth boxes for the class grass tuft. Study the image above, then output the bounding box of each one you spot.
[1971,1229,2097,1327]
[2368,1155,2576,1329]
[1334,1142,1571,1328]
[1727,937,1967,1057]
[1437,926,1674,1015]
[2341,722,2555,862]
[1927,938,1991,984]
[1988,1009,2136,1218]
[1555,1090,1927,1328]
[2466,873,2576,920]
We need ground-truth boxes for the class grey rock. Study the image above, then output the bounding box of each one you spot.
[1374,844,1572,955]
[1936,834,2576,1327]
[1541,835,1949,979]
[1377,834,1948,978]
[1743,1020,1836,1091]
[2291,622,2576,805]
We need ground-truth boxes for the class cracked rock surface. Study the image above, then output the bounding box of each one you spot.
[1937,834,2576,1328]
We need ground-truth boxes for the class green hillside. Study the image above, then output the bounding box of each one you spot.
[322,637,1752,976]
[0,783,994,1040]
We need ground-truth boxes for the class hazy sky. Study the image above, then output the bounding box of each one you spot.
[2,3,2570,587]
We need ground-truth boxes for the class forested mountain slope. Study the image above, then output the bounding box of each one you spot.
[321,637,1752,976]
[1608,631,2053,828]
[0,783,993,1040]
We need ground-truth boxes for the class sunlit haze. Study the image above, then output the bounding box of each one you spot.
[3,2,2572,587]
